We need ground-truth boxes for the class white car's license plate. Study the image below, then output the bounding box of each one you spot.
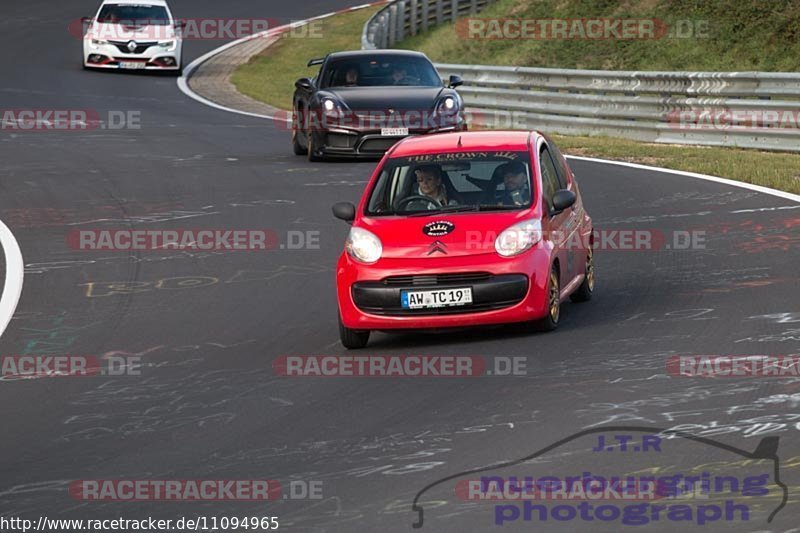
[401,287,473,309]
[381,127,409,136]
[119,62,146,69]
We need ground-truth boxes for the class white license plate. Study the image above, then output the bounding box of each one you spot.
[119,62,146,69]
[381,127,409,136]
[401,287,473,309]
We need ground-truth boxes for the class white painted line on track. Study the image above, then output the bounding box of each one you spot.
[566,156,800,204]
[0,217,24,338]
[177,1,389,122]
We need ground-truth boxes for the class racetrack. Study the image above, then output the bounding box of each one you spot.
[1,1,799,531]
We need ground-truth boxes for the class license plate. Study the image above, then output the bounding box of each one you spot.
[401,287,473,309]
[381,127,409,136]
[119,62,146,69]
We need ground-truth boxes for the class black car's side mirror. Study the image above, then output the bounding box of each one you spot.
[332,202,356,222]
[295,78,314,91]
[448,75,463,88]
[552,189,577,213]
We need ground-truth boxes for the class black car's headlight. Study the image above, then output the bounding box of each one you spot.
[436,95,459,116]
[321,97,344,119]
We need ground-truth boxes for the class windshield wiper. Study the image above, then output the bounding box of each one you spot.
[407,205,480,217]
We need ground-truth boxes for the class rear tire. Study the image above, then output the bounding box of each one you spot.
[339,315,370,349]
[570,247,594,302]
[534,265,560,332]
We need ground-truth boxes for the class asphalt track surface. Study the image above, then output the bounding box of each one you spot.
[1,1,799,532]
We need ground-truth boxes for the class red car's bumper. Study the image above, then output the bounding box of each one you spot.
[337,249,553,330]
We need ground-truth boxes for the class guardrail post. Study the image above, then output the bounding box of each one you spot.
[396,1,406,42]
[450,0,459,22]
[435,0,444,24]
[409,0,418,36]
[387,5,397,46]
[421,0,429,32]
[470,0,478,14]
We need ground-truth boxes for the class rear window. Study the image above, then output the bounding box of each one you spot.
[366,151,534,216]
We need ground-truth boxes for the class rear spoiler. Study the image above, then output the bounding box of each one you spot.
[307,58,325,67]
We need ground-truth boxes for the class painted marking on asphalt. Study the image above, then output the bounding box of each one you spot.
[0,216,24,338]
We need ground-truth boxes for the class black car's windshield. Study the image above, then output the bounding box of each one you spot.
[321,56,442,88]
[366,151,535,216]
[97,4,171,25]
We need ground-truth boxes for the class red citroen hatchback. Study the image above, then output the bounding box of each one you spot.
[333,131,594,348]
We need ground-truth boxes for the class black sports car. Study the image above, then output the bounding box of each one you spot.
[292,50,466,161]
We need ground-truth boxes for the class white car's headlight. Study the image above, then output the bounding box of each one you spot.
[91,39,109,46]
[158,40,176,50]
[495,219,543,257]
[346,227,382,263]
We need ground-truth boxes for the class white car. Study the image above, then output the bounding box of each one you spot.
[82,0,183,73]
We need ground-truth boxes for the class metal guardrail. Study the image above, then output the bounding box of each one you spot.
[363,1,800,152]
[362,0,495,50]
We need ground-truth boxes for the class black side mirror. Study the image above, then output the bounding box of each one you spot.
[552,189,576,213]
[332,202,356,222]
[448,75,463,88]
[295,77,314,91]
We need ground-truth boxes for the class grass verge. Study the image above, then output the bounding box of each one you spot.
[231,6,381,111]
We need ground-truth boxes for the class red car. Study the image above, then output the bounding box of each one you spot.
[333,131,594,349]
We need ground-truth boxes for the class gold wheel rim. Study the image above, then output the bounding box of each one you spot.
[586,248,595,291]
[549,271,560,322]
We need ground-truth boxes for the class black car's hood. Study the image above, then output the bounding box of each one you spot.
[324,86,448,111]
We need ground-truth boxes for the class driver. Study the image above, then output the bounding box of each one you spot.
[497,161,530,206]
[415,165,452,207]
[344,67,359,86]
[391,67,409,85]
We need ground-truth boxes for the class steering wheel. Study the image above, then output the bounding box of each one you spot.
[396,195,441,211]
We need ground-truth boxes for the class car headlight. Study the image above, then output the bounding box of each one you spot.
[321,97,342,118]
[495,219,543,257]
[346,227,382,263]
[91,39,108,46]
[158,40,176,50]
[437,96,458,115]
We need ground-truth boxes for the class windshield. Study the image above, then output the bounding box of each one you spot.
[366,151,534,216]
[321,56,442,88]
[97,4,171,25]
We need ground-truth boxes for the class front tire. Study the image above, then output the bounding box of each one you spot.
[339,315,370,349]
[292,113,307,155]
[535,265,560,332]
[570,247,594,302]
[307,131,323,162]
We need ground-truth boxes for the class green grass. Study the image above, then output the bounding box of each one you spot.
[399,0,800,71]
[551,134,800,194]
[231,7,381,111]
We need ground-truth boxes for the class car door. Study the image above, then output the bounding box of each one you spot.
[545,139,582,282]
[539,144,573,288]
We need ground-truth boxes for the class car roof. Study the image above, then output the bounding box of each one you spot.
[389,131,542,157]
[326,49,430,61]
[102,0,169,6]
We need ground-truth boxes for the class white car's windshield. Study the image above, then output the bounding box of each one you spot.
[367,151,534,216]
[97,4,171,25]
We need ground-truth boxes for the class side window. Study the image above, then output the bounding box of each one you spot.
[546,139,570,189]
[539,146,561,212]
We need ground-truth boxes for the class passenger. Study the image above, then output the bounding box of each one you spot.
[498,161,530,206]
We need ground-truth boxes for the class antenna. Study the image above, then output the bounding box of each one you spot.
[457,135,462,147]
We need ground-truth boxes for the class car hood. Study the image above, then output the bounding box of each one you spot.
[325,86,448,112]
[90,22,176,41]
[359,212,530,259]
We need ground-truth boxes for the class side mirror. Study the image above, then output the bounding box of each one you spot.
[295,77,314,92]
[448,75,463,88]
[81,16,92,24]
[552,189,577,213]
[332,202,356,222]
